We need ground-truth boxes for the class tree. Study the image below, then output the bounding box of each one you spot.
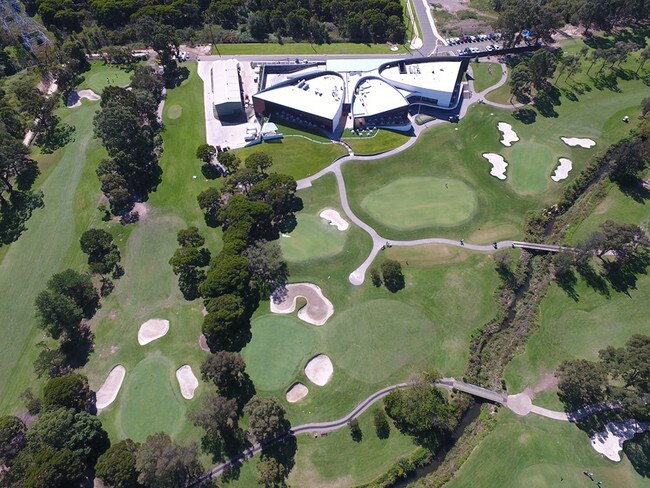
[176,226,205,248]
[170,227,211,300]
[242,240,288,295]
[43,373,93,412]
[200,254,251,299]
[373,409,390,439]
[80,228,120,275]
[528,49,558,89]
[509,62,532,102]
[624,431,650,477]
[22,448,85,488]
[197,187,223,227]
[218,152,240,174]
[130,65,163,104]
[244,152,273,174]
[46,269,100,318]
[188,393,239,435]
[200,351,252,400]
[248,173,298,225]
[202,294,249,351]
[218,195,274,240]
[0,415,26,465]
[599,334,650,392]
[27,407,109,465]
[556,359,608,410]
[607,137,647,183]
[135,433,201,488]
[381,259,405,292]
[95,439,143,488]
[370,267,382,287]
[597,220,648,259]
[348,418,362,442]
[257,456,288,488]
[196,144,216,164]
[244,396,290,445]
[384,381,455,449]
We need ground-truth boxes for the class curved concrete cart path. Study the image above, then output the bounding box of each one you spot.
[270,283,334,326]
[95,365,126,411]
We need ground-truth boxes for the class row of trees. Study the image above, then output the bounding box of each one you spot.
[370,259,406,292]
[93,65,164,218]
[33,0,406,45]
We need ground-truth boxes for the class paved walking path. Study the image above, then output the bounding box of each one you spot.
[193,378,616,485]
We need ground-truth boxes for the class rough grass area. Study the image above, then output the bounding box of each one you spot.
[233,124,346,180]
[470,62,502,93]
[242,315,318,391]
[343,128,412,155]
[447,409,647,488]
[360,176,478,230]
[212,42,406,55]
[279,213,349,262]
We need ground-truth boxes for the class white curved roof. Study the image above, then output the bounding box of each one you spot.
[352,78,408,117]
[380,60,462,95]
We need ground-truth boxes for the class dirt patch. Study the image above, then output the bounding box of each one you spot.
[532,373,558,393]
[132,202,151,221]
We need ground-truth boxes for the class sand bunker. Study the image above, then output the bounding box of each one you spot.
[198,334,210,352]
[561,137,596,148]
[138,319,170,345]
[591,420,650,461]
[270,283,334,326]
[304,354,334,386]
[551,158,573,182]
[482,153,508,180]
[319,208,349,231]
[95,365,126,411]
[175,365,199,400]
[285,382,309,403]
[497,122,519,146]
[67,89,100,108]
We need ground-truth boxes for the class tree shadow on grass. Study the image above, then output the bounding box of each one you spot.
[617,177,650,204]
[576,261,610,298]
[533,85,560,118]
[603,249,650,295]
[556,269,579,301]
[512,108,537,124]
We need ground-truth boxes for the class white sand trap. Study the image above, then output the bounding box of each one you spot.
[590,420,650,461]
[270,283,334,326]
[561,137,596,148]
[497,122,519,146]
[551,158,573,182]
[175,365,199,400]
[95,365,126,411]
[482,153,508,180]
[319,208,349,231]
[304,354,333,386]
[137,319,170,345]
[67,89,100,108]
[285,382,309,403]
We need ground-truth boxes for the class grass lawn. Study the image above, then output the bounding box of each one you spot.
[507,141,557,195]
[448,409,648,488]
[342,128,412,155]
[242,315,318,391]
[78,61,133,93]
[360,176,478,231]
[232,124,346,180]
[485,67,512,104]
[279,213,349,263]
[117,354,186,442]
[470,62,502,93]
[212,42,407,55]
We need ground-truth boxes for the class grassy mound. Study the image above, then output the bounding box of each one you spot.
[119,355,184,442]
[280,214,348,262]
[242,314,318,391]
[361,177,478,231]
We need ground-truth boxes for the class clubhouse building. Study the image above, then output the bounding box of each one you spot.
[252,57,469,135]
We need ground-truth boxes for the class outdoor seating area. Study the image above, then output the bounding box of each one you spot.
[273,109,328,132]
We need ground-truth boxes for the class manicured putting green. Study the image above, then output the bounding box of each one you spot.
[119,356,184,442]
[360,177,478,230]
[242,315,318,391]
[279,214,348,262]
[79,63,132,94]
[506,142,555,194]
[324,299,435,383]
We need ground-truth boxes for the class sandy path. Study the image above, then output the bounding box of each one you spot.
[270,283,334,326]
[176,365,199,399]
[67,89,100,108]
[96,365,126,411]
[482,153,508,180]
[319,208,349,231]
[561,137,596,148]
[304,354,334,386]
[286,382,309,403]
[497,122,519,146]
[138,319,170,345]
